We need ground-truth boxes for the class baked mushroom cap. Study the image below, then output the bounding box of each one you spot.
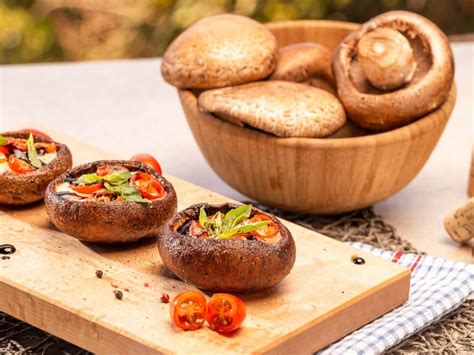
[157,203,296,293]
[161,14,278,89]
[270,42,335,93]
[198,81,346,138]
[0,131,73,205]
[44,160,178,243]
[333,11,454,130]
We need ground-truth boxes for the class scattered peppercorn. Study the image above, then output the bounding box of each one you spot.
[95,270,103,278]
[352,256,366,265]
[144,282,150,288]
[161,293,170,303]
[113,290,123,300]
[1,256,10,260]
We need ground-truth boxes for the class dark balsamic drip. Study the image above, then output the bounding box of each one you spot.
[352,256,365,265]
[0,244,16,255]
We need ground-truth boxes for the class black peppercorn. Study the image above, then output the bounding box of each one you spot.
[113,290,123,300]
[352,256,366,265]
[95,270,103,278]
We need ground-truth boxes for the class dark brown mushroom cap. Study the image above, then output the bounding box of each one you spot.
[44,160,177,243]
[157,203,296,293]
[333,11,454,130]
[161,14,278,89]
[270,42,334,87]
[0,131,73,205]
[198,81,346,138]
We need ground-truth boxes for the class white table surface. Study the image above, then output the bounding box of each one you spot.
[1,43,472,263]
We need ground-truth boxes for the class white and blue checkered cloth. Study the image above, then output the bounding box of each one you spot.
[320,242,474,355]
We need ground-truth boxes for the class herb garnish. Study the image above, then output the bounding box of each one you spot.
[0,136,8,146]
[104,182,150,204]
[27,134,42,168]
[198,205,270,239]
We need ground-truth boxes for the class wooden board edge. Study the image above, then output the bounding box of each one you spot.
[256,269,411,354]
[0,280,172,355]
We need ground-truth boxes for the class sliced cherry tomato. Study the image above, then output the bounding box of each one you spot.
[96,165,128,176]
[71,183,103,195]
[170,290,207,331]
[9,138,27,152]
[250,214,280,239]
[34,142,56,153]
[130,172,165,200]
[0,146,9,155]
[8,155,35,173]
[189,220,209,238]
[206,293,246,334]
[20,128,52,141]
[130,153,162,175]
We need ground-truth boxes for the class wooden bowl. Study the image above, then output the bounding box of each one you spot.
[178,20,456,213]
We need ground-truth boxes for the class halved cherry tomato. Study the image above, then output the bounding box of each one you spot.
[34,142,56,153]
[250,214,279,239]
[130,153,162,175]
[71,183,103,195]
[9,138,27,152]
[0,146,9,155]
[8,155,35,173]
[170,290,207,331]
[206,293,246,334]
[20,128,52,141]
[130,172,165,200]
[189,220,208,238]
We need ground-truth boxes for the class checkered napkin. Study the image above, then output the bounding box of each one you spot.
[319,242,474,355]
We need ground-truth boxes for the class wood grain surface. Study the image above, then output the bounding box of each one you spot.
[180,20,456,213]
[0,130,410,354]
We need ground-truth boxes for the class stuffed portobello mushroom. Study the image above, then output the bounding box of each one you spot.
[0,131,72,205]
[158,203,296,293]
[45,160,177,243]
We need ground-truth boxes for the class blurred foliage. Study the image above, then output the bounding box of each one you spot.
[1,0,473,64]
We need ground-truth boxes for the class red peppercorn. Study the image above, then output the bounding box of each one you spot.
[161,293,170,303]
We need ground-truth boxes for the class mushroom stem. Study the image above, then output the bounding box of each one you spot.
[357,27,417,91]
[444,198,474,244]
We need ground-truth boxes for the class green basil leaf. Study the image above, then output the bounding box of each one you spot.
[199,207,209,228]
[27,134,42,168]
[0,136,8,146]
[211,211,224,235]
[218,220,271,239]
[104,170,131,186]
[222,204,252,231]
[104,182,151,204]
[75,173,103,185]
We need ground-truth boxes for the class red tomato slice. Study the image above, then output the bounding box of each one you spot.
[130,153,162,175]
[96,165,128,176]
[189,220,209,238]
[8,155,35,173]
[34,142,56,153]
[0,146,9,155]
[170,290,207,331]
[9,138,27,152]
[130,172,165,200]
[206,293,246,334]
[71,183,103,195]
[250,214,279,239]
[20,128,52,141]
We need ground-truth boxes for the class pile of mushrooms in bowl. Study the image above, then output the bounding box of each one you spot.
[162,11,456,213]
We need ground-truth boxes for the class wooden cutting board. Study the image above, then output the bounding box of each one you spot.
[0,131,410,354]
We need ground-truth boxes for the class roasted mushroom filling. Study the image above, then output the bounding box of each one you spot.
[179,204,282,244]
[56,164,166,203]
[0,134,57,174]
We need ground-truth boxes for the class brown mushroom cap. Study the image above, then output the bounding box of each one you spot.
[161,14,278,89]
[333,11,454,131]
[0,131,73,205]
[270,42,335,93]
[157,203,296,293]
[198,81,346,138]
[44,160,177,243]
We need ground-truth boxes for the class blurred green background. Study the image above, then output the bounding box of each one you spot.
[1,0,473,64]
